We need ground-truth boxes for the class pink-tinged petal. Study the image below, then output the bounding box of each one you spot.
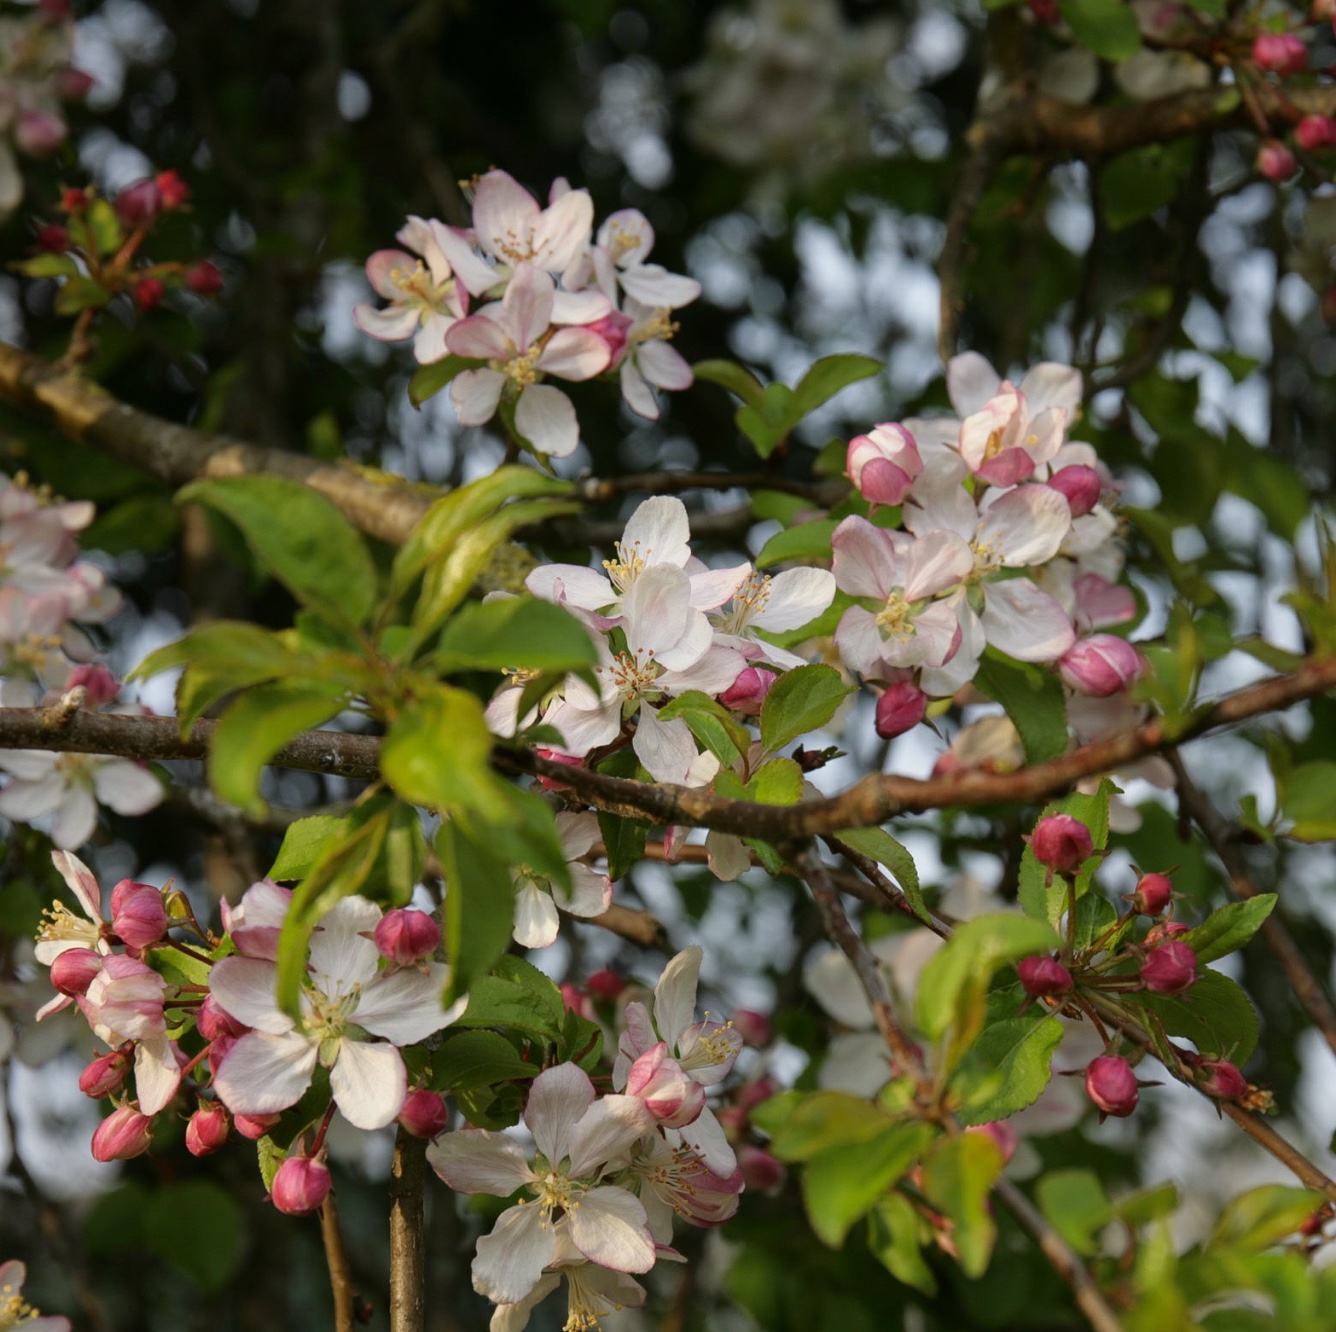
[947,351,1002,417]
[622,563,692,651]
[673,1107,737,1177]
[50,788,98,850]
[632,711,699,785]
[413,313,455,365]
[974,449,1037,487]
[526,563,617,613]
[654,946,702,1050]
[445,314,511,361]
[525,1063,596,1165]
[557,810,601,859]
[533,187,595,273]
[688,561,752,611]
[330,1038,407,1129]
[537,327,610,382]
[0,771,66,821]
[427,1128,536,1195]
[134,1035,181,1115]
[353,303,421,342]
[213,1029,317,1115]
[565,864,612,916]
[550,288,611,325]
[566,1095,655,1177]
[618,264,701,308]
[473,170,541,259]
[834,606,888,676]
[903,530,973,601]
[365,248,416,299]
[513,883,560,948]
[431,221,497,296]
[752,567,836,632]
[356,963,464,1044]
[51,850,101,922]
[707,830,752,881]
[831,515,901,600]
[472,1202,555,1305]
[209,957,291,1034]
[308,896,382,990]
[619,360,659,419]
[1019,361,1083,415]
[958,391,1019,473]
[544,697,621,756]
[618,1002,657,1066]
[449,368,506,426]
[488,1274,561,1332]
[660,643,746,696]
[622,496,691,567]
[856,457,914,506]
[635,339,693,389]
[1074,573,1137,629]
[980,485,1072,567]
[910,600,965,668]
[92,761,162,815]
[982,579,1075,662]
[1023,405,1068,467]
[919,595,984,696]
[515,384,580,458]
[568,1187,656,1273]
[503,263,556,352]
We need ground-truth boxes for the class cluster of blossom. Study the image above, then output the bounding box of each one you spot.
[355,168,701,455]
[0,0,92,218]
[0,474,161,847]
[429,946,746,1331]
[1249,27,1336,182]
[838,352,1141,738]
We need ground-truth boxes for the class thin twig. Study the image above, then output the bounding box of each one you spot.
[389,1129,427,1332]
[320,1192,357,1332]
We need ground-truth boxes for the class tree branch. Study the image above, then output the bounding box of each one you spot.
[320,1193,357,1332]
[388,1129,427,1332]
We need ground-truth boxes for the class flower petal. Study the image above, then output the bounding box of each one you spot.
[135,1035,181,1115]
[51,850,101,923]
[472,1202,555,1306]
[525,1063,596,1165]
[429,1129,536,1196]
[445,314,511,361]
[566,1095,655,1178]
[208,956,291,1034]
[356,963,464,1044]
[947,351,1002,417]
[568,1186,656,1274]
[330,1037,407,1130]
[673,1107,736,1177]
[537,327,610,382]
[654,946,702,1050]
[307,896,382,991]
[450,368,506,425]
[618,264,701,308]
[982,579,1075,662]
[513,883,560,948]
[213,1029,317,1115]
[515,384,579,458]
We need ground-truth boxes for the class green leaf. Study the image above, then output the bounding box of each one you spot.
[920,1132,1005,1278]
[208,683,343,817]
[868,1192,938,1295]
[755,519,838,571]
[14,252,80,278]
[87,198,123,255]
[658,690,751,766]
[760,663,853,754]
[431,1029,540,1090]
[434,596,598,675]
[835,827,926,921]
[597,809,648,882]
[1281,763,1336,841]
[692,358,766,409]
[407,354,486,407]
[1100,143,1194,231]
[1133,968,1261,1063]
[1178,896,1277,965]
[1058,0,1143,60]
[768,1091,895,1162]
[54,275,112,315]
[144,1182,244,1293]
[1209,1185,1325,1252]
[1115,1182,1180,1227]
[974,649,1069,764]
[1017,783,1113,927]
[179,476,380,629]
[749,757,803,805]
[1037,1169,1114,1257]
[455,970,567,1043]
[436,820,517,1002]
[790,353,882,419]
[803,1122,936,1247]
[380,684,496,818]
[952,1015,1065,1126]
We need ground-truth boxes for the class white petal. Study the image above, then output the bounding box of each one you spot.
[947,351,1002,417]
[51,850,102,923]
[904,530,974,600]
[525,1063,596,1166]
[526,564,617,613]
[831,517,899,600]
[330,1038,407,1129]
[1018,362,1083,415]
[474,171,541,260]
[446,314,511,361]
[980,486,1071,568]
[430,1129,536,1195]
[537,327,610,382]
[622,564,692,656]
[488,1275,560,1332]
[356,963,462,1044]
[818,1031,895,1096]
[534,188,595,273]
[91,761,162,815]
[473,1203,555,1306]
[450,368,506,425]
[754,567,836,632]
[632,712,697,785]
[688,562,751,612]
[550,289,611,325]
[208,957,292,1034]
[513,883,561,949]
[673,1107,736,1177]
[982,580,1075,662]
[568,1187,655,1273]
[621,497,691,568]
[213,1029,318,1115]
[557,811,601,859]
[565,865,612,916]
[619,360,660,420]
[308,896,382,991]
[0,772,64,820]
[515,384,579,458]
[706,831,751,882]
[354,303,421,342]
[432,222,498,296]
[134,1036,181,1115]
[654,946,702,1050]
[618,264,701,308]
[833,606,888,677]
[51,788,98,849]
[636,339,693,390]
[566,1096,655,1177]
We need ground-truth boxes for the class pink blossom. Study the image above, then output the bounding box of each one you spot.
[1029,814,1093,875]
[846,424,923,508]
[373,908,440,966]
[185,1102,230,1157]
[623,1135,744,1235]
[719,665,776,715]
[1085,1055,1138,1118]
[109,881,169,949]
[1047,464,1102,517]
[49,946,102,997]
[114,178,162,228]
[1191,1058,1248,1100]
[1058,635,1144,697]
[397,1088,449,1139]
[625,1042,706,1128]
[91,1105,154,1161]
[219,879,292,961]
[1252,32,1307,77]
[271,1156,332,1216]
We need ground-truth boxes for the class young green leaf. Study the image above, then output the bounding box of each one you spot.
[951,1014,1065,1125]
[1036,1169,1114,1257]
[790,353,882,419]
[407,354,486,407]
[436,820,518,1001]
[919,1132,1004,1278]
[434,595,598,675]
[974,649,1069,765]
[1177,896,1276,965]
[691,358,766,409]
[835,827,926,921]
[755,519,838,571]
[759,663,853,754]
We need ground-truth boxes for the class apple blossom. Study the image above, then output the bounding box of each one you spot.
[0,1259,71,1331]
[1084,1055,1139,1118]
[1140,940,1197,996]
[625,1042,706,1128]
[1191,1058,1248,1101]
[1058,634,1143,697]
[846,423,923,508]
[719,664,776,714]
[620,1134,744,1235]
[233,1112,281,1140]
[91,1104,154,1161]
[270,1155,333,1216]
[114,177,162,228]
[709,565,837,669]
[109,880,169,949]
[618,297,695,420]
[510,811,612,949]
[1047,464,1102,518]
[373,907,440,966]
[48,946,101,997]
[219,879,292,960]
[397,1088,449,1139]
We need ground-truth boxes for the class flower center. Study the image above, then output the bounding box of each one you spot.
[597,649,660,702]
[605,218,644,264]
[601,540,650,593]
[504,347,542,388]
[0,1288,41,1330]
[875,590,913,640]
[629,308,677,347]
[532,1167,582,1226]
[718,572,770,633]
[563,1265,625,1331]
[302,981,360,1046]
[491,228,540,267]
[38,901,99,950]
[679,1018,735,1070]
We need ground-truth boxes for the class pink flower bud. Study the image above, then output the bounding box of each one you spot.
[197,994,247,1041]
[207,1034,237,1077]
[559,983,594,1019]
[1029,813,1094,875]
[586,969,626,1001]
[36,222,70,254]
[846,424,923,509]
[134,277,166,312]
[1085,1055,1139,1118]
[1131,872,1173,916]
[731,1008,772,1047]
[736,1075,779,1113]
[1028,0,1060,22]
[115,179,163,228]
[535,747,584,791]
[1047,464,1103,518]
[719,666,776,716]
[967,1119,1019,1165]
[875,681,928,740]
[111,883,169,948]
[50,947,103,997]
[1140,940,1197,995]
[233,1112,281,1140]
[739,1144,786,1193]
[397,1088,449,1139]
[79,1048,131,1098]
[584,310,633,367]
[373,908,440,966]
[1144,920,1190,946]
[83,954,166,1037]
[185,261,223,296]
[626,1042,706,1128]
[1017,955,1073,997]
[1193,1058,1248,1100]
[1058,635,1144,697]
[60,187,88,214]
[155,170,190,210]
[271,1155,332,1216]
[57,68,96,100]
[15,110,67,157]
[1258,139,1298,182]
[65,664,121,707]
[185,1102,230,1157]
[716,1105,748,1136]
[91,1105,154,1161]
[1252,32,1308,77]
[1296,114,1336,152]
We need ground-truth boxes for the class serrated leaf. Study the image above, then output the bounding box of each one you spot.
[755,519,838,571]
[974,649,1069,765]
[436,821,517,1002]
[380,683,496,818]
[768,1091,895,1162]
[835,827,926,921]
[790,353,882,419]
[454,975,565,1042]
[1037,1169,1114,1257]
[431,1029,540,1090]
[658,690,751,766]
[434,596,598,675]
[1178,896,1277,965]
[1058,0,1142,60]
[1132,968,1260,1063]
[748,757,803,805]
[952,1015,1065,1125]
[759,663,852,753]
[920,1132,1004,1278]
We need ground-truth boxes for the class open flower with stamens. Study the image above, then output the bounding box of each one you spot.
[0,1259,71,1332]
[79,953,181,1114]
[617,297,695,421]
[620,1134,744,1239]
[209,895,465,1130]
[512,811,613,949]
[710,566,836,669]
[427,1063,658,1308]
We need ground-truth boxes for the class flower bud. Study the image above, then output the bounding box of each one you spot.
[185,261,223,296]
[1029,813,1093,875]
[1296,114,1336,152]
[155,170,190,210]
[1144,920,1190,946]
[185,1102,230,1157]
[1140,940,1197,996]
[731,1008,772,1047]
[738,1144,786,1193]
[1131,872,1173,916]
[397,1088,449,1139]
[736,1075,779,1114]
[57,68,96,100]
[1046,464,1103,518]
[584,310,633,367]
[967,1119,1019,1165]
[134,277,166,312]
[1017,955,1073,997]
[626,1043,706,1128]
[719,666,776,716]
[115,179,162,228]
[373,908,440,966]
[1258,139,1298,182]
[15,110,67,157]
[36,223,70,254]
[50,946,103,997]
[271,1155,332,1216]
[846,424,923,509]
[233,1112,281,1140]
[79,1048,131,1098]
[875,680,928,740]
[207,1034,237,1077]
[716,1105,748,1136]
[1028,0,1060,22]
[534,747,583,791]
[91,1105,154,1160]
[60,187,88,214]
[1085,1055,1139,1118]
[1058,635,1144,697]
[197,994,247,1041]
[1252,32,1308,77]
[65,663,121,707]
[560,983,594,1020]
[1193,1058,1248,1100]
[111,883,169,948]
[586,969,626,1001]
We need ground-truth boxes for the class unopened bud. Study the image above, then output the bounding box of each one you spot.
[626,1043,705,1128]
[36,223,70,254]
[50,946,102,996]
[736,1076,779,1113]
[559,983,594,1020]
[79,1048,131,1098]
[586,969,626,1001]
[1017,955,1073,997]
[57,68,96,100]
[134,277,166,311]
[111,883,169,948]
[1144,920,1190,947]
[1131,872,1173,916]
[154,170,190,210]
[1258,139,1298,182]
[270,1155,332,1216]
[60,187,89,214]
[875,680,928,740]
[115,178,162,228]
[719,666,776,716]
[1058,635,1144,697]
[185,1102,230,1157]
[197,994,247,1041]
[1047,464,1103,518]
[1296,114,1336,152]
[584,310,633,367]
[535,747,583,791]
[185,260,223,296]
[372,908,440,966]
[1193,1058,1248,1100]
[1252,32,1308,77]
[967,1119,1019,1165]
[15,110,67,157]
[91,1104,154,1160]
[1029,813,1093,875]
[233,1112,281,1140]
[846,424,923,509]
[397,1088,449,1139]
[731,1008,772,1047]
[65,664,121,707]
[1085,1055,1139,1118]
[1140,940,1197,995]
[738,1144,786,1193]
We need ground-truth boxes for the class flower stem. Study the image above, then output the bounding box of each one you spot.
[389,1127,427,1332]
[319,1191,356,1332]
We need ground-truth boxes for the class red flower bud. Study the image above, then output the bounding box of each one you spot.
[719,666,776,716]
[66,663,121,707]
[1296,114,1336,152]
[60,187,89,214]
[1047,464,1103,518]
[185,261,223,295]
[875,680,928,740]
[1252,32,1308,77]
[626,1043,705,1128]
[1144,920,1190,947]
[154,170,190,210]
[1028,0,1060,22]
[79,1048,131,1098]
[731,1008,772,1047]
[15,110,67,157]
[372,908,440,966]
[397,1088,449,1139]
[36,223,70,254]
[534,746,583,791]
[1193,1058,1248,1100]
[1017,955,1073,997]
[1140,940,1198,996]
[233,1112,281,1140]
[115,179,162,228]
[1131,872,1173,916]
[967,1119,1019,1165]
[1258,139,1298,182]
[185,1102,230,1157]
[134,277,166,311]
[1029,813,1093,875]
[111,883,169,948]
[586,969,626,1001]
[91,1105,154,1160]
[738,1144,786,1193]
[270,1155,332,1216]
[1085,1055,1139,1118]
[57,68,96,100]
[50,946,103,997]
[197,994,247,1041]
[560,983,594,1020]
[1058,635,1144,697]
